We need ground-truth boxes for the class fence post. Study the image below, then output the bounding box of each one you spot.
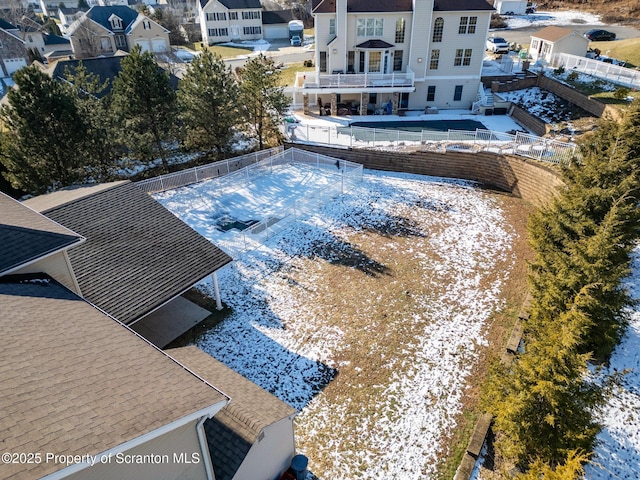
[194,166,199,183]
[160,175,165,192]
[397,129,400,148]
[350,126,353,149]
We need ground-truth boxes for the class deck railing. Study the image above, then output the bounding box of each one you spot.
[296,70,415,90]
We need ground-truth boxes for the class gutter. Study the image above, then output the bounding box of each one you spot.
[197,415,217,480]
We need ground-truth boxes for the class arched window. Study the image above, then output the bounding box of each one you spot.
[432,18,443,42]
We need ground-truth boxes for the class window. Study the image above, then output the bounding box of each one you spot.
[207,12,226,21]
[359,51,365,72]
[393,50,403,71]
[458,16,477,34]
[329,18,336,36]
[347,50,355,72]
[454,48,472,66]
[454,85,463,101]
[100,37,111,51]
[357,18,383,36]
[109,15,122,30]
[243,26,261,35]
[530,39,538,49]
[400,92,409,109]
[432,18,443,42]
[395,18,405,43]
[229,12,238,20]
[429,49,439,70]
[209,28,228,37]
[142,20,151,30]
[368,51,381,72]
[319,51,327,72]
[115,34,126,47]
[242,11,260,20]
[427,86,436,102]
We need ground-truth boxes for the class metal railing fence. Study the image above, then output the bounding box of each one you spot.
[286,123,577,165]
[136,147,283,194]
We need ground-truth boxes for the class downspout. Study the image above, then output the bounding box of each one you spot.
[197,415,216,480]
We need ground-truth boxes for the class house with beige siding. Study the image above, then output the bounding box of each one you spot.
[1,189,302,480]
[198,0,263,45]
[295,0,494,114]
[528,25,588,65]
[0,20,29,76]
[67,5,170,59]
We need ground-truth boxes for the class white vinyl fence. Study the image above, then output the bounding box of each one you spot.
[286,123,577,165]
[551,53,640,90]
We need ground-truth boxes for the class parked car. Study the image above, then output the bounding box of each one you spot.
[290,35,302,47]
[584,29,616,41]
[486,37,510,54]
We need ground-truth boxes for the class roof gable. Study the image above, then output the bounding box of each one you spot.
[262,9,297,24]
[0,193,83,275]
[0,275,228,479]
[0,18,17,30]
[24,181,232,324]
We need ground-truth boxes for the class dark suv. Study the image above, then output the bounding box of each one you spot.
[584,29,616,41]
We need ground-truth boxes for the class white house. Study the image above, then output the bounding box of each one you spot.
[295,0,495,115]
[198,0,263,45]
[529,25,589,65]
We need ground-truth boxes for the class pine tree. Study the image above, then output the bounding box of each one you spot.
[237,54,290,150]
[63,62,120,182]
[515,451,589,480]
[111,46,177,171]
[177,50,240,157]
[0,66,90,194]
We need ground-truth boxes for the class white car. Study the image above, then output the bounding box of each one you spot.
[486,37,510,54]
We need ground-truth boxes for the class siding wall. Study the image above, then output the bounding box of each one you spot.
[285,143,563,206]
[14,251,81,295]
[63,420,208,480]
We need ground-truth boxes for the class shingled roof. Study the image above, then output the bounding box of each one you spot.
[168,346,297,480]
[199,0,262,9]
[312,0,413,13]
[531,25,577,42]
[23,181,232,325]
[0,192,84,276]
[433,0,494,11]
[0,275,228,480]
[85,5,139,32]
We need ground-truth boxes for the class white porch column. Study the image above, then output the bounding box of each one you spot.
[211,272,222,310]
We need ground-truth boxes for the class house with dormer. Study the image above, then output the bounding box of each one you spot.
[67,5,170,59]
[198,0,263,46]
[0,19,29,77]
[295,0,494,115]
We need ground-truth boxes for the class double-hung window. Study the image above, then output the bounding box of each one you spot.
[356,18,383,36]
[454,49,472,66]
[432,18,443,42]
[429,49,439,70]
[458,16,477,34]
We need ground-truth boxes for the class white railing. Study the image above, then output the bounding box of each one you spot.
[551,53,640,90]
[297,70,415,89]
[209,148,364,255]
[286,124,577,165]
[136,147,283,194]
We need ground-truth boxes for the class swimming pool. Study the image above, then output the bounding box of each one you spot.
[349,119,487,132]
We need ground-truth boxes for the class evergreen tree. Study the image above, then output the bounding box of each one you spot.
[486,300,602,467]
[237,54,290,150]
[111,46,177,171]
[177,50,240,156]
[63,62,120,181]
[515,451,589,480]
[0,66,90,194]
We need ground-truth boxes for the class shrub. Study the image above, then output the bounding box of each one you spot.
[614,87,630,99]
[554,65,565,75]
[303,59,314,67]
[567,71,579,81]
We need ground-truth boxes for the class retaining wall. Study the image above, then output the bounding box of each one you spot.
[284,143,562,207]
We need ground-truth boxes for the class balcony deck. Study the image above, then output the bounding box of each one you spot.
[296,71,415,92]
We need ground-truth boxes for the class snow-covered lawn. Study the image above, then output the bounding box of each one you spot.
[155,162,521,478]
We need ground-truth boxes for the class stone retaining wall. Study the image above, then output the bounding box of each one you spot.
[285,143,562,207]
